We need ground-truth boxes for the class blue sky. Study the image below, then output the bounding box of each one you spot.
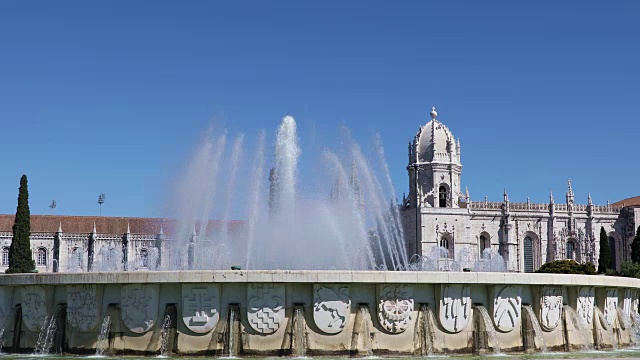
[0,1,639,218]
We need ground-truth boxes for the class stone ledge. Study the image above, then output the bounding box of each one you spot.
[1,270,639,287]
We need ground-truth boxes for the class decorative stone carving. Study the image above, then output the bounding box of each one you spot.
[540,287,562,331]
[604,288,618,326]
[67,284,102,332]
[22,286,48,331]
[0,287,15,329]
[622,288,632,319]
[378,285,414,333]
[439,285,471,333]
[121,284,159,333]
[492,285,521,332]
[313,284,350,334]
[182,284,220,333]
[247,283,285,334]
[576,286,595,325]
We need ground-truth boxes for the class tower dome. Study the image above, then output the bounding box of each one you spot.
[413,107,459,164]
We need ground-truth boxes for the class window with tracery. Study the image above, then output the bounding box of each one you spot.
[140,249,149,268]
[37,247,47,266]
[2,247,9,266]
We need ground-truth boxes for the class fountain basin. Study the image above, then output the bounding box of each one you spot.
[1,270,639,356]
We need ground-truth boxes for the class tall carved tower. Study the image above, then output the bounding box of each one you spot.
[407,107,463,209]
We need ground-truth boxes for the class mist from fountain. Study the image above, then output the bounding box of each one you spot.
[475,248,507,272]
[160,115,408,270]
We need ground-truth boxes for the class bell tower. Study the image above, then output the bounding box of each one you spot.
[407,107,463,209]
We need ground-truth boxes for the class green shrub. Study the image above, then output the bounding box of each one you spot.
[605,268,619,276]
[619,261,640,278]
[535,260,596,275]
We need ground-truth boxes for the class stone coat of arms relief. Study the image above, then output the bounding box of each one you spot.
[120,284,159,333]
[182,284,220,333]
[439,285,471,333]
[492,285,521,333]
[22,285,48,332]
[540,287,562,331]
[622,288,633,319]
[67,284,102,332]
[0,287,15,330]
[377,284,414,334]
[576,286,594,325]
[313,284,350,334]
[603,288,618,326]
[247,283,285,334]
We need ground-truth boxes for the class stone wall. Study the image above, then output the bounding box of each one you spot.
[0,271,639,356]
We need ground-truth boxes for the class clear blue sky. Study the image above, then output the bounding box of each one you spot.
[1,1,638,218]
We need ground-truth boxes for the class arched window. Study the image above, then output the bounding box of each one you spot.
[566,241,575,260]
[37,247,47,266]
[439,186,447,207]
[608,236,617,269]
[524,236,533,273]
[2,247,9,266]
[140,248,149,268]
[479,233,490,255]
[440,235,453,259]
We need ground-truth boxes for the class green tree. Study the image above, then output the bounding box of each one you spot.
[631,226,640,263]
[6,175,35,273]
[598,226,612,274]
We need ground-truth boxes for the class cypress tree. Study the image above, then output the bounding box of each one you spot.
[6,175,35,273]
[598,226,612,274]
[632,226,640,263]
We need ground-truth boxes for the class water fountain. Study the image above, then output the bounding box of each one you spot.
[95,316,111,356]
[1,114,640,358]
[159,314,172,357]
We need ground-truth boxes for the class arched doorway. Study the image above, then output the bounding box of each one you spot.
[439,185,447,207]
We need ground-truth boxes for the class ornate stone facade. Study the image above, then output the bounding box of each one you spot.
[401,108,638,272]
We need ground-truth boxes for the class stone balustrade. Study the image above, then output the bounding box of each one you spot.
[0,270,638,356]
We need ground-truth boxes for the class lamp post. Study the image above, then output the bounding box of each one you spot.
[49,200,56,214]
[98,193,106,216]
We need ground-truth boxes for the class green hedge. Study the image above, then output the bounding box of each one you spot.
[535,260,596,275]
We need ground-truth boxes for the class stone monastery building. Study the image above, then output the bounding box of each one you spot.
[2,108,640,273]
[401,107,640,272]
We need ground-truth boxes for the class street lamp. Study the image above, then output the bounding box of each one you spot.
[98,193,106,216]
[49,200,56,213]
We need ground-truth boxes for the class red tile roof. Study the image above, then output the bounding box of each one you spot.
[0,214,244,235]
[611,196,640,208]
